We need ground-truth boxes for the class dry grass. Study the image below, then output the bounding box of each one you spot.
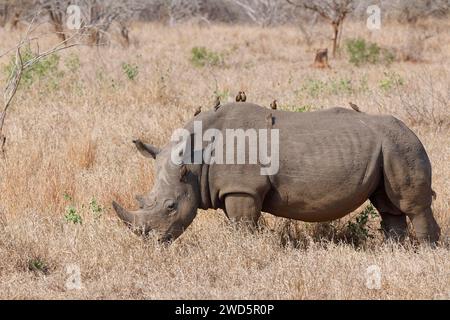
[0,19,449,299]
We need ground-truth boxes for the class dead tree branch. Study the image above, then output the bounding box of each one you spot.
[287,0,355,56]
[230,0,288,27]
[0,15,85,156]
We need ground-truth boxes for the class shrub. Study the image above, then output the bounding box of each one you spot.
[191,47,223,67]
[64,205,82,224]
[122,62,139,80]
[278,204,379,249]
[358,75,369,92]
[64,53,80,73]
[300,78,355,98]
[28,257,49,275]
[300,79,327,98]
[379,71,405,91]
[341,204,378,246]
[294,105,312,112]
[346,38,395,66]
[63,193,72,202]
[89,198,103,218]
[329,78,353,95]
[3,47,62,87]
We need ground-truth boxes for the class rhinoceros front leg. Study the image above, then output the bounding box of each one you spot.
[224,193,261,226]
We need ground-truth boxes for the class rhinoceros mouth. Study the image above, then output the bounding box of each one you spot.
[159,234,174,243]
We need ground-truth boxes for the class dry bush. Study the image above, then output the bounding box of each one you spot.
[0,211,448,299]
[67,138,97,170]
[372,69,449,127]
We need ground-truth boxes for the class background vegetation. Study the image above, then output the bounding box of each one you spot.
[0,0,449,299]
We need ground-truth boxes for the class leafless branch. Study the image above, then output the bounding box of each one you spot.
[286,0,356,56]
[230,0,288,27]
[0,14,85,156]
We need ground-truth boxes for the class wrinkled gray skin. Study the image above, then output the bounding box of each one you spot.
[113,103,441,243]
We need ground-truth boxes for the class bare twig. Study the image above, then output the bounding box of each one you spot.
[230,0,288,27]
[0,47,23,153]
[0,15,85,156]
[286,0,355,56]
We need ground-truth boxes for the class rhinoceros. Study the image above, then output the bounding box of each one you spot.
[113,103,441,243]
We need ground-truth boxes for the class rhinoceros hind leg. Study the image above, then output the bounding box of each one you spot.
[370,188,408,241]
[224,193,261,226]
[407,208,441,244]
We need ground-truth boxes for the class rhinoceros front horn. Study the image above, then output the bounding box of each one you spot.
[112,201,139,226]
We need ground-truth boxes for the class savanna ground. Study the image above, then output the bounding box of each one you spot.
[0,18,449,299]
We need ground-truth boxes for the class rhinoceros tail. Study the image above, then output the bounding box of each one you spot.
[431,189,437,200]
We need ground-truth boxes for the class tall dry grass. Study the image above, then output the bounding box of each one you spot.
[0,19,449,299]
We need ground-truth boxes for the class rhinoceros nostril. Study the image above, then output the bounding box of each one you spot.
[135,194,158,210]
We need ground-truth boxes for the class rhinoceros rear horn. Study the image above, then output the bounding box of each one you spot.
[132,139,160,159]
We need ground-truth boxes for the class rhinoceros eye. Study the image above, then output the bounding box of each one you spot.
[164,199,177,211]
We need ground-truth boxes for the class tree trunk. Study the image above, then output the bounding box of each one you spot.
[11,11,20,29]
[120,25,130,47]
[0,4,8,28]
[53,22,67,42]
[331,21,339,57]
[312,48,330,68]
[0,111,7,154]
[49,10,66,42]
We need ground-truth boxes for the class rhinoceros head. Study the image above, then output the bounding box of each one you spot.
[113,139,200,242]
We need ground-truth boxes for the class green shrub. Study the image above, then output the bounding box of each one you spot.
[63,192,72,202]
[294,105,312,112]
[300,79,327,98]
[277,204,380,248]
[300,77,355,98]
[63,194,103,223]
[342,204,378,246]
[329,78,353,95]
[358,75,369,92]
[3,47,62,87]
[191,47,223,67]
[28,257,49,274]
[379,71,405,91]
[122,62,139,81]
[89,198,103,218]
[64,205,82,224]
[64,53,80,73]
[346,38,395,66]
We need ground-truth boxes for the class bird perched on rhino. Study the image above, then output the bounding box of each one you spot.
[194,106,202,116]
[214,96,221,111]
[235,91,246,102]
[349,102,361,112]
[270,100,277,110]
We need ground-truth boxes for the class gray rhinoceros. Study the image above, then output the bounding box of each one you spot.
[113,103,440,243]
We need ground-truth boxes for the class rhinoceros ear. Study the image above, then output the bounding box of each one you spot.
[133,139,160,159]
